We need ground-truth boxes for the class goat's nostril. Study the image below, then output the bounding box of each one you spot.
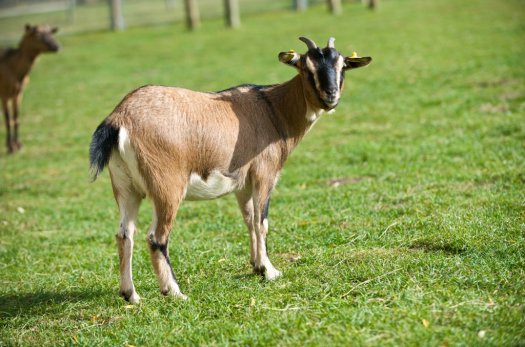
[326,88,337,97]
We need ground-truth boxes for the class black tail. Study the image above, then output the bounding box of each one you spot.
[89,120,120,181]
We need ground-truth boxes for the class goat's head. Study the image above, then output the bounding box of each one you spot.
[279,36,371,111]
[22,24,60,53]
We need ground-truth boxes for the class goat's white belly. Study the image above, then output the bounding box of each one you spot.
[185,171,237,201]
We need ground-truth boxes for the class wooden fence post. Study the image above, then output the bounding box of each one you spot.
[294,0,308,11]
[108,0,125,31]
[224,0,240,28]
[184,0,201,30]
[327,0,342,15]
[368,0,378,10]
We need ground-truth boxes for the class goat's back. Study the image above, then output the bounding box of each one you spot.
[106,85,281,178]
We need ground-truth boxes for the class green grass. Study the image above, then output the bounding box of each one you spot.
[1,0,524,345]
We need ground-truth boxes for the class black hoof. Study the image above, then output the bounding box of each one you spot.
[119,289,133,301]
[253,265,266,276]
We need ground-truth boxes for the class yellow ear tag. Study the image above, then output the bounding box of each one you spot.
[350,51,359,58]
[288,49,295,53]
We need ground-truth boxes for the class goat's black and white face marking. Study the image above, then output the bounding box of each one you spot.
[304,47,345,110]
[278,36,372,111]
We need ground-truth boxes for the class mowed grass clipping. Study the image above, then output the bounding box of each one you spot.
[0,0,524,345]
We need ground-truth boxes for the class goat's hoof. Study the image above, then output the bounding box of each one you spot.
[176,293,188,300]
[127,292,141,304]
[264,268,282,281]
[253,265,265,276]
[161,289,188,300]
[120,289,140,304]
[253,265,282,280]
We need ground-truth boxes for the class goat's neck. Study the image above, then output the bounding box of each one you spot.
[10,39,41,81]
[265,75,323,152]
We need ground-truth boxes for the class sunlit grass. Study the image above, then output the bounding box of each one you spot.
[0,0,524,345]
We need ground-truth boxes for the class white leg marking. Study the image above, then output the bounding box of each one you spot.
[255,217,281,281]
[118,233,141,304]
[116,195,141,304]
[109,151,142,304]
[235,192,257,265]
[152,250,187,300]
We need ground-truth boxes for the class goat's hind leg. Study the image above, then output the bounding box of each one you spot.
[147,186,187,300]
[109,166,143,304]
[115,190,142,304]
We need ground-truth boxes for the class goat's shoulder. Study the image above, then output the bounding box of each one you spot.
[213,83,277,98]
[212,83,280,108]
[214,83,266,94]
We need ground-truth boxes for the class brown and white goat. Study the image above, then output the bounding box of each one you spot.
[0,24,59,154]
[90,37,371,303]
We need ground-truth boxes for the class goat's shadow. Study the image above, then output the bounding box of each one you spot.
[0,289,107,318]
[232,272,258,281]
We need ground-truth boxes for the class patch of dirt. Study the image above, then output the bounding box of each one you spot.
[328,176,370,187]
[499,91,523,101]
[479,103,509,114]
[408,239,467,255]
[276,253,301,263]
[474,78,520,88]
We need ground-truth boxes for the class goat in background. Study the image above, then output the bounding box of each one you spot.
[90,36,372,304]
[0,24,59,154]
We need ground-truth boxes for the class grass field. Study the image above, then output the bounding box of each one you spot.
[1,0,524,345]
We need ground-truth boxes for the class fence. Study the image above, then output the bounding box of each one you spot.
[0,0,364,44]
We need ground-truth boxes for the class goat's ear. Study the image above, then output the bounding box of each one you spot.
[344,56,372,70]
[278,51,301,68]
[24,24,37,35]
[51,27,59,34]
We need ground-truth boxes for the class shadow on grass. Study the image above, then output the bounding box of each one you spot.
[232,272,254,279]
[0,289,107,318]
[232,272,262,282]
[408,239,467,255]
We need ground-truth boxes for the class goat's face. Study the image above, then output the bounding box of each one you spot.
[23,24,60,53]
[279,37,371,111]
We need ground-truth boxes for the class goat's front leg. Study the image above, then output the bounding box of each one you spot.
[252,186,281,281]
[12,94,22,150]
[235,190,257,266]
[1,98,14,153]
